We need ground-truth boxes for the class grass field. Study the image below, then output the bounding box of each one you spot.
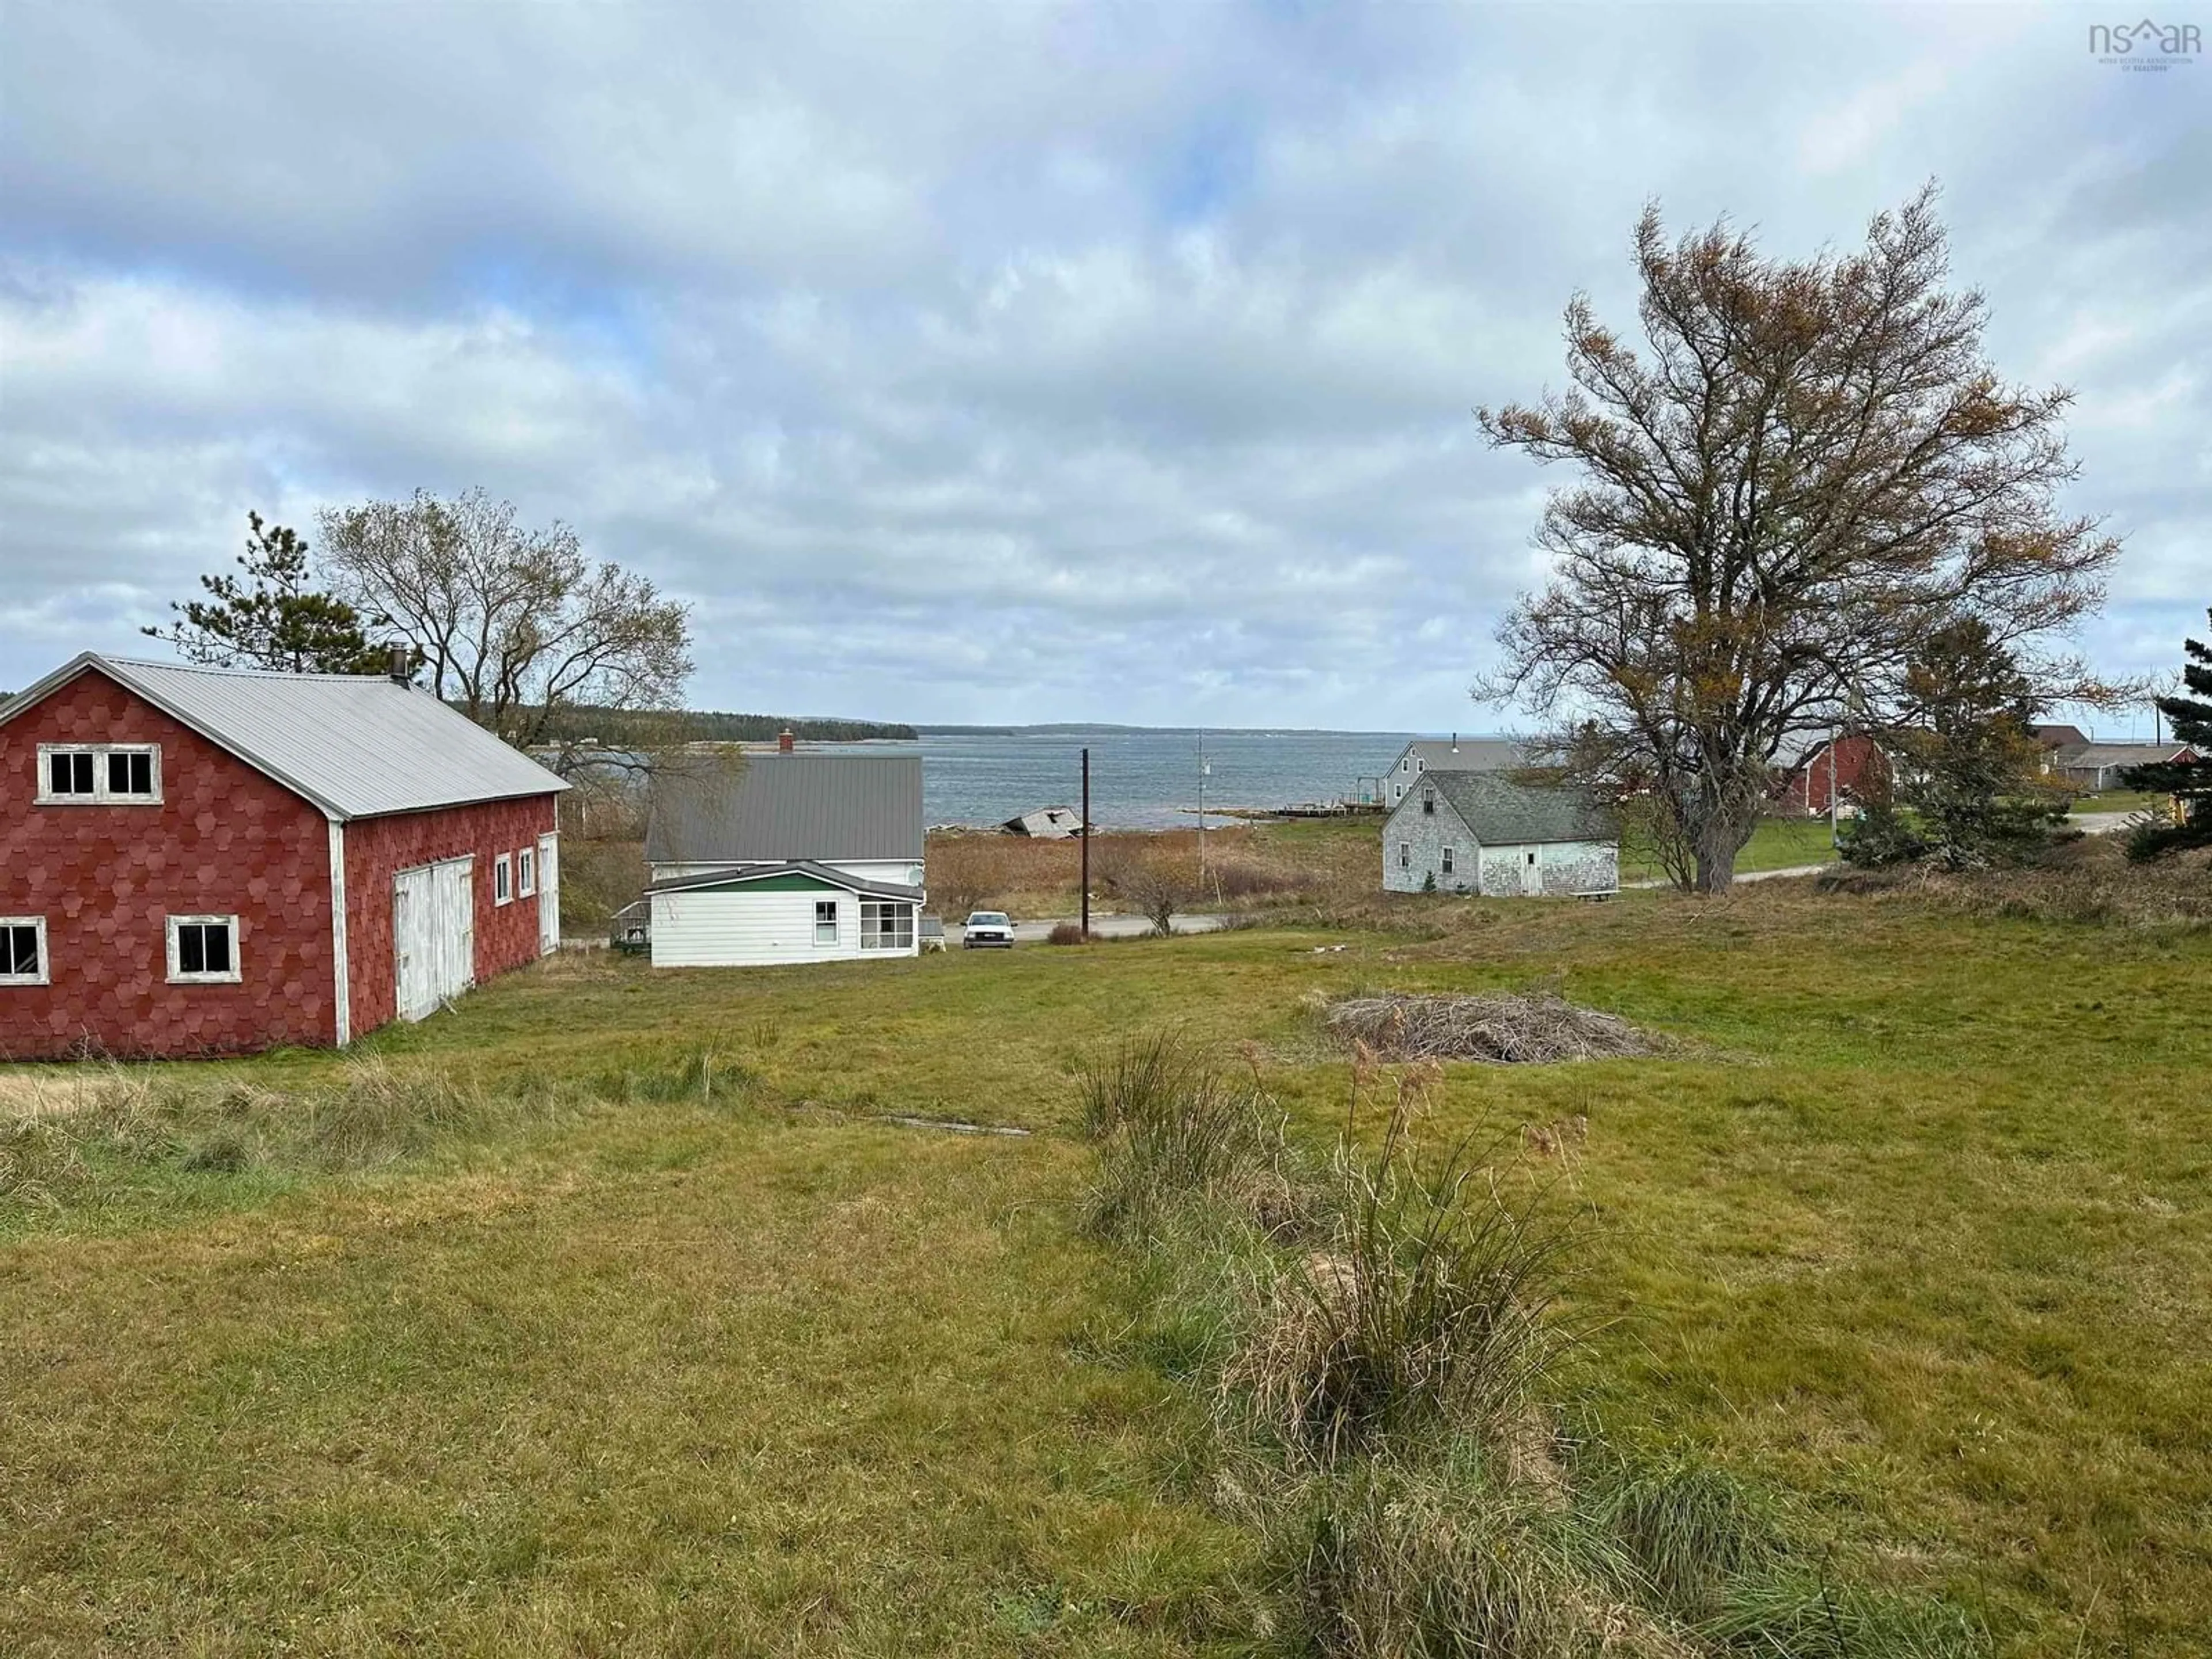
[2,876,2206,1655]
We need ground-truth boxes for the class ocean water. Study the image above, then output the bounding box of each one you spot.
[878,726,1438,830]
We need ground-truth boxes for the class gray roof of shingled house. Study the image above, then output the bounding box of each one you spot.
[1414,771,1616,845]
[0,652,568,821]
[646,752,924,865]
[1393,737,1530,773]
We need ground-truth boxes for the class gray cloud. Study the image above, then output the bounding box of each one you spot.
[2,1,2204,727]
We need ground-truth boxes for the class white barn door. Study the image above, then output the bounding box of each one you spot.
[537,833,560,955]
[394,856,476,1021]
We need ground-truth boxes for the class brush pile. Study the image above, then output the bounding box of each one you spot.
[1323,991,1652,1065]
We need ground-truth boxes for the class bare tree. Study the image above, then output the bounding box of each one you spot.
[317,488,692,772]
[1102,855,1199,936]
[1479,185,2123,891]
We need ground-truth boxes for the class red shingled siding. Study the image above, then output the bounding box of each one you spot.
[342,796,558,1038]
[0,669,336,1059]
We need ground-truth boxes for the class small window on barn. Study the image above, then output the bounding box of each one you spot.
[1441,846,1455,875]
[37,743,158,804]
[1398,842,1411,870]
[1422,786,1435,815]
[494,854,513,906]
[517,847,536,897]
[814,899,839,945]
[0,918,48,986]
[1525,850,1539,867]
[166,915,240,984]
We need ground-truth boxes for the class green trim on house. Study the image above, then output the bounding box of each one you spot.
[678,871,844,895]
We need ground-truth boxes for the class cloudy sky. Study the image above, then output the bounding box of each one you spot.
[1,2,2204,730]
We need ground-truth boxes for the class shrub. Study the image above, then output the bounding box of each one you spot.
[1046,921,1086,945]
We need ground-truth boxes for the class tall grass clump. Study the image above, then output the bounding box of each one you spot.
[1079,1032,1305,1243]
[1081,1028,1988,1659]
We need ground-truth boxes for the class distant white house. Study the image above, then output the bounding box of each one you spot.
[1381,735,1529,807]
[642,753,925,967]
[1382,771,1616,897]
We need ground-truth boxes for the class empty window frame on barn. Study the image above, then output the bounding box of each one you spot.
[1441,846,1455,875]
[859,901,914,952]
[517,846,536,897]
[1422,786,1436,815]
[813,900,839,945]
[494,854,513,906]
[36,743,160,804]
[166,915,239,984]
[0,918,47,985]
[1398,842,1411,869]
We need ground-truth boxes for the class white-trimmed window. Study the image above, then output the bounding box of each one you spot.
[494,854,513,906]
[1398,842,1411,870]
[517,846,536,897]
[0,918,48,986]
[166,915,240,984]
[859,900,914,952]
[37,743,160,804]
[813,899,839,945]
[1441,846,1455,876]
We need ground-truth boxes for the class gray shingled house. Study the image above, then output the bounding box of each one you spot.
[1382,771,1617,897]
[1379,735,1529,808]
[642,752,925,966]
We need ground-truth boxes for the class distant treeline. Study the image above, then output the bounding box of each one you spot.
[540,706,917,745]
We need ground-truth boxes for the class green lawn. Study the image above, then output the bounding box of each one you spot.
[2,886,2206,1655]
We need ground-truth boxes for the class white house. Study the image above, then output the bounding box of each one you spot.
[1382,771,1616,897]
[1380,735,1529,807]
[642,753,925,967]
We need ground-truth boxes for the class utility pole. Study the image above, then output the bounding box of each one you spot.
[1196,730,1209,889]
[1828,727,1840,850]
[1080,746,1091,941]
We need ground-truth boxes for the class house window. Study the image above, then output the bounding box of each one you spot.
[1416,757,1425,772]
[1525,850,1539,867]
[494,854,513,905]
[517,847,536,897]
[1422,786,1435,815]
[1398,842,1411,870]
[0,918,47,986]
[166,915,239,984]
[1441,846,1455,875]
[859,900,914,952]
[813,900,839,945]
[37,744,160,804]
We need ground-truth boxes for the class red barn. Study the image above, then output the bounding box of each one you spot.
[1777,734,1887,817]
[1,653,568,1060]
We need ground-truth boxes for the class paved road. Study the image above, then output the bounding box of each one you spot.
[956,913,1230,945]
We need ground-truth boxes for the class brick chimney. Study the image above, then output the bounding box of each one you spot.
[778,728,796,753]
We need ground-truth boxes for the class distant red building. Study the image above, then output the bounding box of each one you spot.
[1777,734,1887,817]
[1,653,567,1060]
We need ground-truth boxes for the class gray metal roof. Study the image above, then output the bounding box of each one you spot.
[1390,737,1531,775]
[0,652,568,821]
[1405,771,1615,846]
[2058,741,2196,768]
[645,859,924,902]
[646,752,923,865]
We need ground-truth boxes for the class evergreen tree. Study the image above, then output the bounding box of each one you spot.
[2120,608,2212,859]
[1845,616,2069,870]
[144,512,385,673]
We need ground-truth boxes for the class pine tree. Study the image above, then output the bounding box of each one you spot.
[2121,608,2212,859]
[143,512,385,674]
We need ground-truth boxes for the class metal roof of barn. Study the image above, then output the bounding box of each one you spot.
[645,752,924,865]
[1404,771,1615,846]
[0,652,569,821]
